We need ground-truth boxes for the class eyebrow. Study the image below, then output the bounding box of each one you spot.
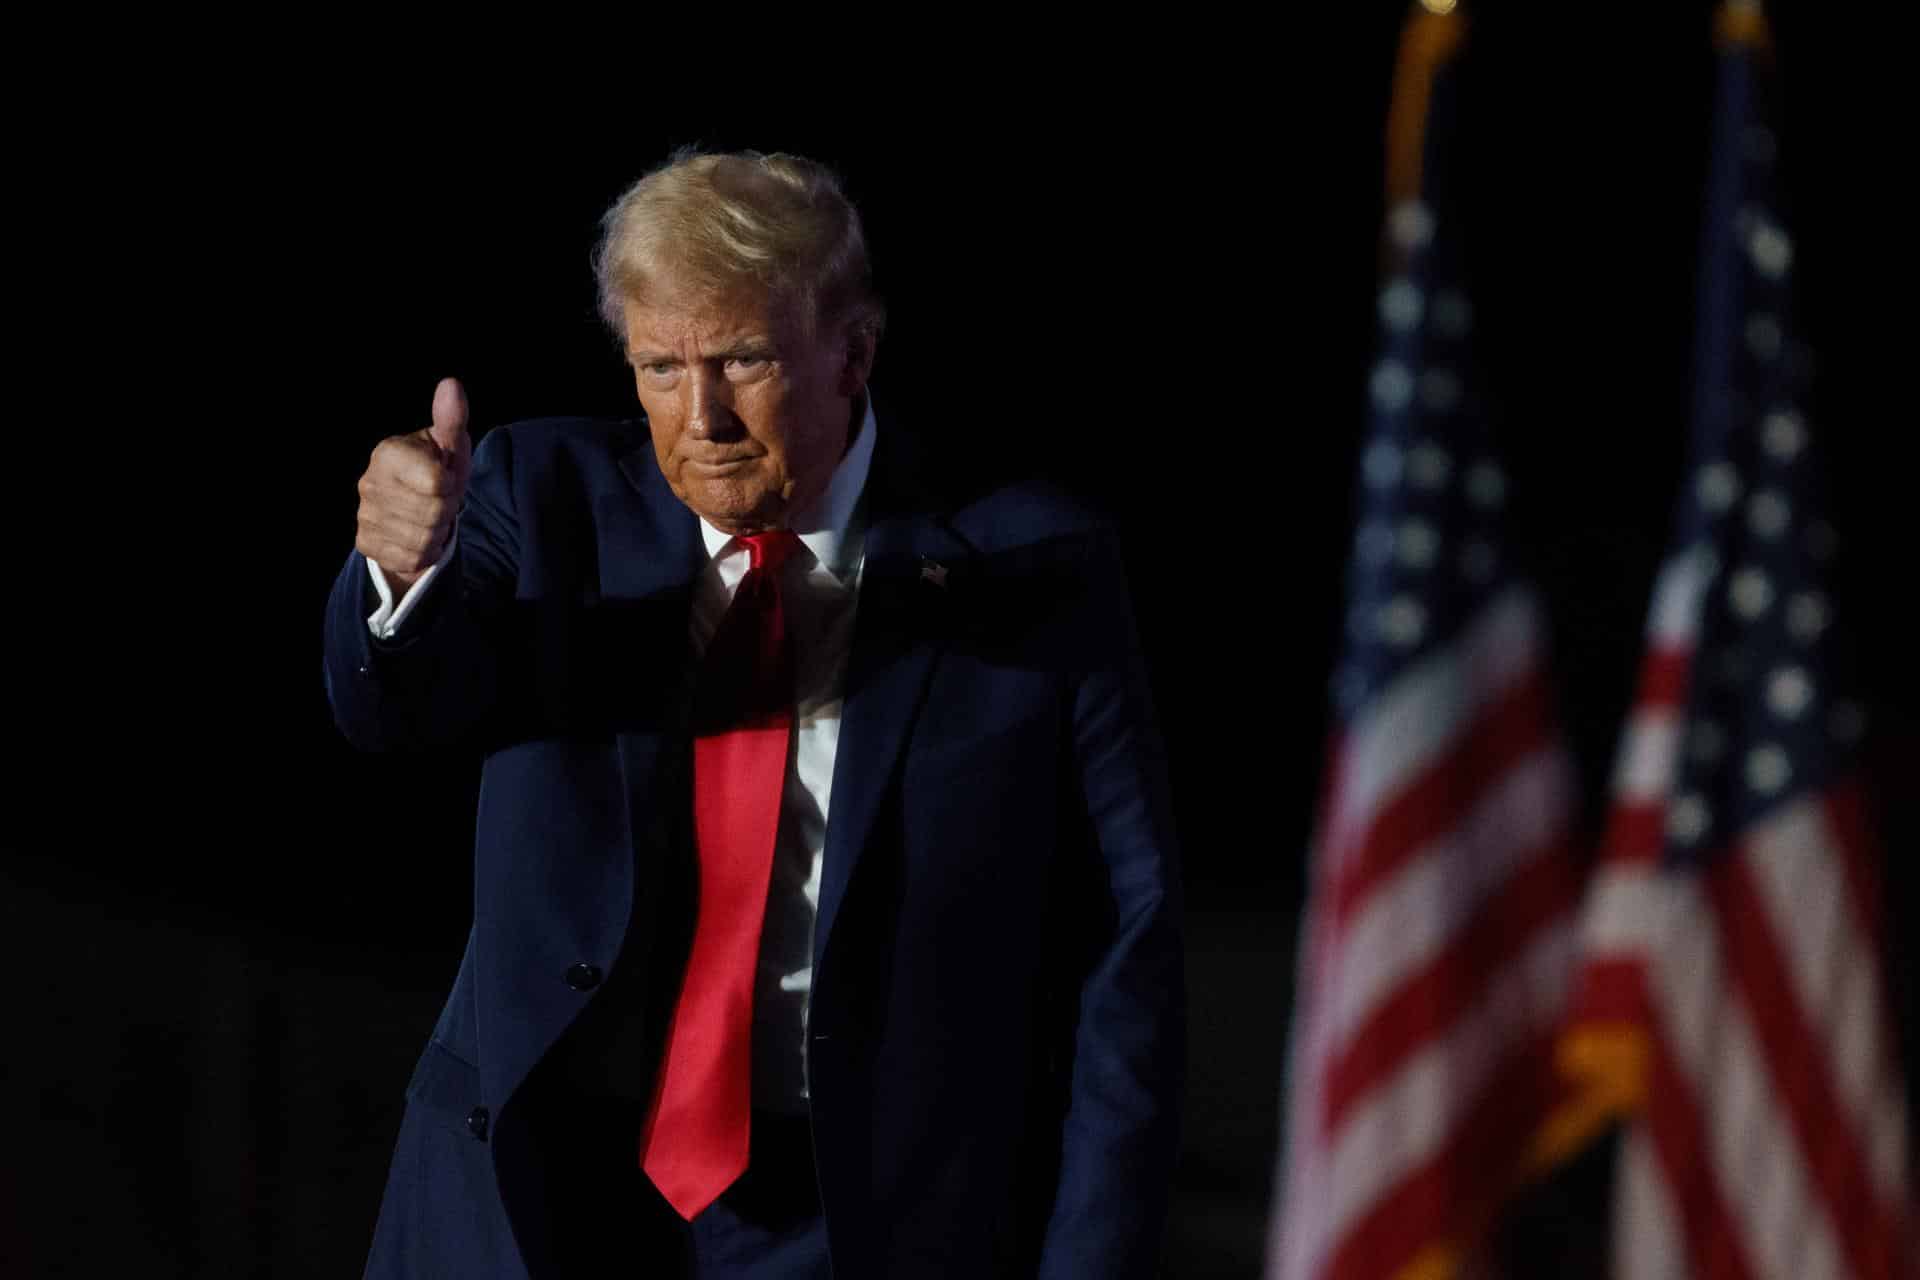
[625,339,778,366]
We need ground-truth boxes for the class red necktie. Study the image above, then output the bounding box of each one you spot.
[640,529,801,1220]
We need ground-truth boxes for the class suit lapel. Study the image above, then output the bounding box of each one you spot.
[605,431,706,846]
[813,430,971,970]
[608,425,706,603]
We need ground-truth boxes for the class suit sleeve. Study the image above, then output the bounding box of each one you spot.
[322,425,521,753]
[1039,522,1187,1279]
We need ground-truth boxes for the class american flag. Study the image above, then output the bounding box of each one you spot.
[1546,6,1914,1278]
[1268,7,1584,1278]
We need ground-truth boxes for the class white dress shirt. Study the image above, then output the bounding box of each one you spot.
[366,399,877,1113]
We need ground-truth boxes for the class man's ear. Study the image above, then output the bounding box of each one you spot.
[837,324,878,398]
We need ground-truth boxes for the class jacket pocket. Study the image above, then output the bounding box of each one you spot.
[404,1038,485,1138]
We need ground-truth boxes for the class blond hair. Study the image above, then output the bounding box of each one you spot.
[593,148,885,345]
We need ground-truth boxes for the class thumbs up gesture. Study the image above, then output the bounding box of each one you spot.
[356,377,473,594]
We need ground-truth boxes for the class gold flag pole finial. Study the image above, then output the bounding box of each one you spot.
[1717,0,1772,49]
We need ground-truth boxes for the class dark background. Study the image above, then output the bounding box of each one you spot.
[8,5,1913,1276]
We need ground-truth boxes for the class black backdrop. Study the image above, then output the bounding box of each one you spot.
[8,6,1914,1276]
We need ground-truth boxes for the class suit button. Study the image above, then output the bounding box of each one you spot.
[466,1106,489,1141]
[564,962,602,991]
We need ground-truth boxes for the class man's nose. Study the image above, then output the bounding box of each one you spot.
[685,367,742,440]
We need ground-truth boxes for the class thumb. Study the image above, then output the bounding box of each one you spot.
[428,376,471,463]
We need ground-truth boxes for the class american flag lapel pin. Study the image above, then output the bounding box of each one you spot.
[919,558,949,588]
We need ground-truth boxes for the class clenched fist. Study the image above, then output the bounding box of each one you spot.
[356,377,473,595]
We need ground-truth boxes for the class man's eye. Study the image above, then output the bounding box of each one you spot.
[727,355,767,370]
[642,362,676,377]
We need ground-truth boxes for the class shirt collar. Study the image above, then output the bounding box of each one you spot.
[698,393,877,581]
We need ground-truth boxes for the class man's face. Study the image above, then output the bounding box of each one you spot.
[624,282,870,535]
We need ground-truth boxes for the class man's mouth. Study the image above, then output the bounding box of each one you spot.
[688,456,754,474]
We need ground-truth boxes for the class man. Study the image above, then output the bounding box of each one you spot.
[325,149,1185,1279]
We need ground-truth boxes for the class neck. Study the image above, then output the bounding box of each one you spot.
[839,391,867,463]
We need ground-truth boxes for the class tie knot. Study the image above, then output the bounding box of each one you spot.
[739,529,803,574]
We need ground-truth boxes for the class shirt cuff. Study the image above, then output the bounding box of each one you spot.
[365,531,458,640]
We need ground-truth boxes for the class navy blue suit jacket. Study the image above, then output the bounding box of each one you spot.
[324,410,1185,1278]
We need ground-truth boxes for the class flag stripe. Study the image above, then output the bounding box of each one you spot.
[1709,854,1908,1279]
[1599,801,1670,865]
[1648,872,1852,1280]
[1744,793,1911,1212]
[1680,982,1845,1280]
[1641,1011,1763,1280]
[1331,668,1555,925]
[1635,646,1696,711]
[1654,905,1852,1280]
[1614,707,1685,803]
[1323,832,1579,1133]
[1617,1127,1691,1280]
[1323,923,1576,1252]
[1323,1033,1562,1280]
[1325,587,1543,861]
[1821,781,1891,983]
[1331,746,1572,1053]
[1571,954,1649,1028]
[1578,862,1666,955]
[1648,551,1712,648]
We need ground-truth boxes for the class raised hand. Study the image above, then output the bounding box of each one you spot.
[355,377,473,594]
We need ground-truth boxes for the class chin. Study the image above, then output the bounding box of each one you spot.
[694,493,782,534]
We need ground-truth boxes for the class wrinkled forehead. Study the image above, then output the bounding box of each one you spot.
[621,266,803,338]
[620,281,799,355]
